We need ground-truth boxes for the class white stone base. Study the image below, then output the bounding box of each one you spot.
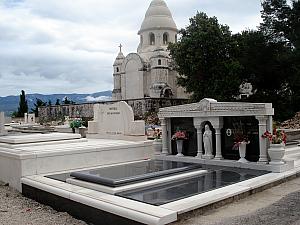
[202,155,214,160]
[21,176,177,225]
[155,155,294,173]
[0,133,81,144]
[87,133,147,142]
[0,138,153,191]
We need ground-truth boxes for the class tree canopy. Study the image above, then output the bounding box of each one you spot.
[169,1,300,121]
[31,98,47,117]
[62,97,75,105]
[169,12,242,102]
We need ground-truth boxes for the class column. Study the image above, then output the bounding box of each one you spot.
[268,116,273,132]
[160,118,169,155]
[24,113,28,124]
[195,125,203,158]
[256,116,268,164]
[215,128,223,160]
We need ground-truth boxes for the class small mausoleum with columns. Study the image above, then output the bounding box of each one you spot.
[157,98,276,165]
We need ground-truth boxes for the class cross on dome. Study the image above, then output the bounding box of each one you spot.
[118,44,123,52]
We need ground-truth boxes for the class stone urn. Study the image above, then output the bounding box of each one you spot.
[268,143,285,165]
[176,139,184,157]
[238,141,249,163]
[153,139,162,155]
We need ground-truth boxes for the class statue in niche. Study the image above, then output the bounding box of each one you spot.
[203,124,214,159]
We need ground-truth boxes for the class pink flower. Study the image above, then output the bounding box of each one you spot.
[172,131,188,140]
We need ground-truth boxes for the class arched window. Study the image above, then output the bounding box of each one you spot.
[175,34,178,43]
[116,67,119,73]
[158,59,162,65]
[149,33,155,45]
[163,32,169,45]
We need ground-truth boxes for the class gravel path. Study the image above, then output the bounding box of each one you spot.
[0,183,87,225]
[174,177,300,225]
[207,191,300,225]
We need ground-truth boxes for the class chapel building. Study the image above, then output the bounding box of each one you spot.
[112,0,188,101]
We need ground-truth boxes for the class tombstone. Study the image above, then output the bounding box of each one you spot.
[0,112,6,135]
[88,101,145,138]
[24,113,36,124]
[64,116,70,125]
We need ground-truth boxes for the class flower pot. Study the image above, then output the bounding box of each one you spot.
[176,140,184,157]
[153,139,162,155]
[238,142,249,163]
[268,143,285,165]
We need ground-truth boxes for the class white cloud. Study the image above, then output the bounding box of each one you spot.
[85,96,112,102]
[0,0,263,97]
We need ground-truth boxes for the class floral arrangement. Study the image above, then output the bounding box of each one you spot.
[232,121,249,150]
[153,128,162,140]
[232,133,250,150]
[172,130,188,141]
[70,120,82,129]
[262,129,287,144]
[233,133,249,144]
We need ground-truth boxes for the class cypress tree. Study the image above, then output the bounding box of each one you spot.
[17,90,28,117]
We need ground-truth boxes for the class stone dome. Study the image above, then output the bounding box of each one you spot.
[138,0,177,34]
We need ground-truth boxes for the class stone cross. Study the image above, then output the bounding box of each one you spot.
[0,112,5,135]
[118,44,123,52]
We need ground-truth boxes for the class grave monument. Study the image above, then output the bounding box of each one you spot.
[158,98,274,162]
[24,113,36,124]
[88,101,145,140]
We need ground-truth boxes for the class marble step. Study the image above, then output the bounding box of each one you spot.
[293,159,300,168]
[284,146,300,156]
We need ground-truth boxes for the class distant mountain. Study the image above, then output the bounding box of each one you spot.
[0,91,112,116]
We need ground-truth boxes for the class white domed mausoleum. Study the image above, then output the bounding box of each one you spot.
[112,0,188,101]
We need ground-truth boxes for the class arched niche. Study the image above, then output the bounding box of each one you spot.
[163,32,169,45]
[149,33,155,45]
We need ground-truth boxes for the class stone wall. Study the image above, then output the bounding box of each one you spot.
[38,98,188,123]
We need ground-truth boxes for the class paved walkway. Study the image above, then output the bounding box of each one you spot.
[173,176,300,225]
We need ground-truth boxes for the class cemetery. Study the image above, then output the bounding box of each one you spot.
[0,0,299,224]
[1,97,300,224]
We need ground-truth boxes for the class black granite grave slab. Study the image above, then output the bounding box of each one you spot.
[117,168,269,206]
[46,160,203,186]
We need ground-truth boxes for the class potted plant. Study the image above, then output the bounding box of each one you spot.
[172,130,188,157]
[262,129,287,165]
[232,122,250,163]
[70,119,82,133]
[152,128,162,155]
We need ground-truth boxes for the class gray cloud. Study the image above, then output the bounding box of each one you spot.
[0,0,263,96]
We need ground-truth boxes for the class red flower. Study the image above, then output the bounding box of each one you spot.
[262,129,286,144]
[172,131,188,140]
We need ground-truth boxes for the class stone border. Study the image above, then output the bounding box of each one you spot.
[172,171,300,224]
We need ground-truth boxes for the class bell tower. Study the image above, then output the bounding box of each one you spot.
[112,44,124,100]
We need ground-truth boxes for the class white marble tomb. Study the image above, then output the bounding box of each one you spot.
[88,101,145,139]
[158,98,274,163]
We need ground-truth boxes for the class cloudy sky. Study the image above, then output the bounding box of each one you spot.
[0,0,262,97]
